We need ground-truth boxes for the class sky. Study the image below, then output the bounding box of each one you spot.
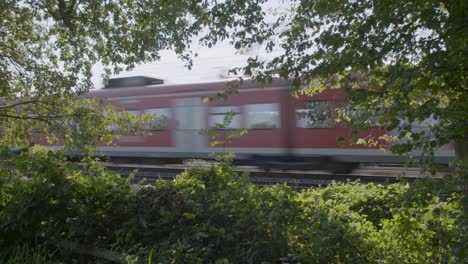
[90,0,292,88]
[91,36,286,90]
[91,43,273,88]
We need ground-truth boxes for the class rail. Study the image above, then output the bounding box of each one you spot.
[104,164,444,188]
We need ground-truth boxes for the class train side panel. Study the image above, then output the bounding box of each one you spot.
[66,79,455,164]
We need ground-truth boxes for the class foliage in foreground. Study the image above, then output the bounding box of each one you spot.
[0,151,466,263]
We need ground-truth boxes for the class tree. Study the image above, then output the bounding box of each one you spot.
[0,0,270,153]
[2,0,466,167]
[233,0,467,166]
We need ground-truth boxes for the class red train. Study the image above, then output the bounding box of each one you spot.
[86,76,454,173]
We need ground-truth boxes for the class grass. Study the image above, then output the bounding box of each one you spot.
[0,244,50,264]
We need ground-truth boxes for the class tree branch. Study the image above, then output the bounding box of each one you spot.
[0,100,44,110]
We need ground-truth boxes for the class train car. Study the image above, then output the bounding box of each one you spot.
[86,76,454,173]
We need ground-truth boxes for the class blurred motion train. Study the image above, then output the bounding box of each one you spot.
[84,76,453,173]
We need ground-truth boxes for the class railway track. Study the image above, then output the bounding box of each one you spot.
[104,163,445,188]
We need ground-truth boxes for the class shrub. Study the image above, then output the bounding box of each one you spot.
[0,148,133,261]
[0,150,464,263]
[115,154,302,263]
[294,182,463,264]
[0,243,50,264]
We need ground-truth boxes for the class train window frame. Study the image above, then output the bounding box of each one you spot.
[126,110,141,116]
[209,105,242,130]
[345,104,381,128]
[296,101,333,129]
[27,115,42,133]
[245,103,280,130]
[124,110,143,130]
[143,108,170,131]
[105,112,118,132]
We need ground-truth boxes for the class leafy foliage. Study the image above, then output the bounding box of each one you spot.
[297,182,462,263]
[1,2,465,263]
[0,151,465,263]
[200,111,247,147]
[0,147,133,262]
[233,0,467,164]
[0,0,271,152]
[297,101,333,128]
[0,243,50,264]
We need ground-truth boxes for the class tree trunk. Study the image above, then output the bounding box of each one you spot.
[454,135,468,161]
[453,135,468,195]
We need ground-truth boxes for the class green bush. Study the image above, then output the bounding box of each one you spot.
[0,148,133,262]
[0,243,50,264]
[295,182,462,263]
[0,150,465,263]
[115,154,302,263]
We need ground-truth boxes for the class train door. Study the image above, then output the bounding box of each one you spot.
[174,98,207,153]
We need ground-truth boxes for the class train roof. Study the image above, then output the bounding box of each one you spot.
[88,78,291,98]
[104,76,164,88]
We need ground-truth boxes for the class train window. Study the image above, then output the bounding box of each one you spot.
[175,105,205,130]
[118,99,143,104]
[296,101,333,128]
[144,108,170,130]
[126,110,141,116]
[106,117,118,132]
[345,105,380,127]
[124,110,142,130]
[27,115,42,133]
[209,106,242,129]
[245,103,280,129]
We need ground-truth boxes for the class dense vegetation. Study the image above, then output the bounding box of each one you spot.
[1,1,466,263]
[2,0,466,161]
[243,0,468,164]
[0,150,465,263]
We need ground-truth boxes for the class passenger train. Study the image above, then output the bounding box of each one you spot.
[84,76,454,173]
